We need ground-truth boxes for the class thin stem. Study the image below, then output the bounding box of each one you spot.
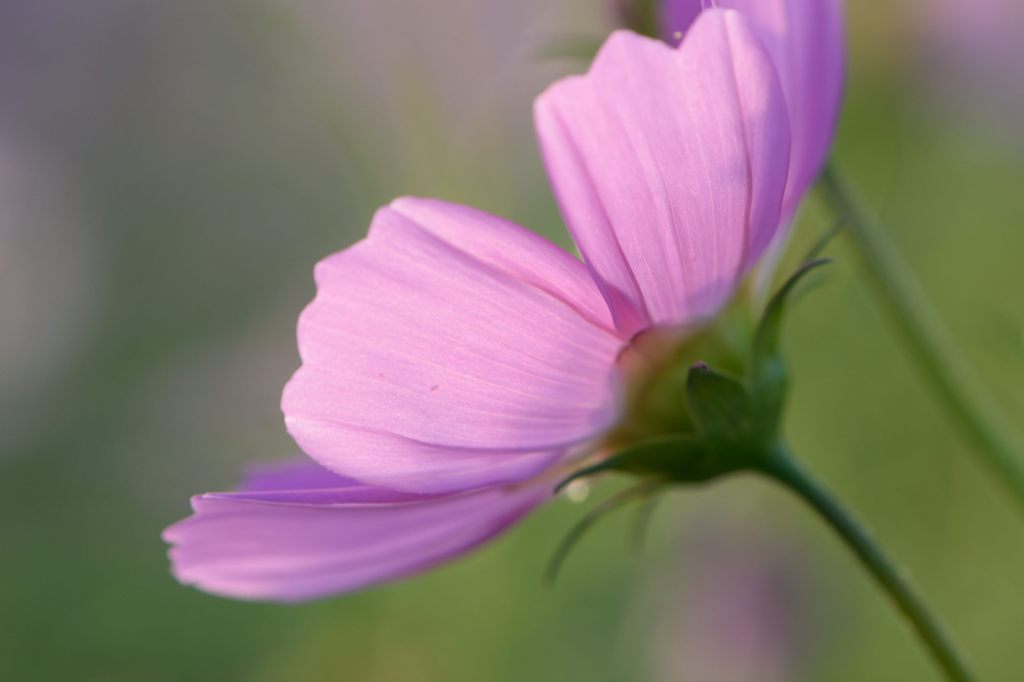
[545,482,657,585]
[629,493,663,553]
[819,164,1024,511]
[802,215,846,263]
[760,449,977,682]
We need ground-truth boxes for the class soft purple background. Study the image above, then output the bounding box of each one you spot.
[2,1,1024,680]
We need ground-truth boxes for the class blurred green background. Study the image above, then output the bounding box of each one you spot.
[1,1,1022,680]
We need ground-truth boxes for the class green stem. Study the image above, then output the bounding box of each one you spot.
[760,449,977,682]
[818,164,1024,511]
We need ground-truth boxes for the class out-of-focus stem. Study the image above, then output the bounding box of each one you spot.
[819,163,1024,512]
[760,448,977,682]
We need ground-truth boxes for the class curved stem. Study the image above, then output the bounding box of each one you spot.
[818,164,1024,512]
[759,448,977,682]
[544,482,659,585]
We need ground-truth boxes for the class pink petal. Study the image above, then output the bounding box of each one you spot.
[164,458,549,602]
[535,10,791,335]
[282,197,625,493]
[661,1,846,221]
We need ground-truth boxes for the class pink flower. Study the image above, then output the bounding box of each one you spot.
[165,9,794,602]
[661,0,845,223]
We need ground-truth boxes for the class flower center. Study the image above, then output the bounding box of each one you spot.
[604,294,757,453]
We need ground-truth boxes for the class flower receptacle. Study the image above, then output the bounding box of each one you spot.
[562,259,831,492]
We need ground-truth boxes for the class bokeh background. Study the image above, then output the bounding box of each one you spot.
[2,1,1023,680]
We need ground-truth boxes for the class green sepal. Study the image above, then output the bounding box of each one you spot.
[555,435,699,492]
[751,258,831,437]
[555,431,748,494]
[685,363,756,445]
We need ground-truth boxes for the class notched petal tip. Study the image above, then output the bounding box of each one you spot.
[533,5,789,333]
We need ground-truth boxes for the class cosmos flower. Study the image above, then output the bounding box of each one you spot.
[659,0,845,223]
[165,8,796,601]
